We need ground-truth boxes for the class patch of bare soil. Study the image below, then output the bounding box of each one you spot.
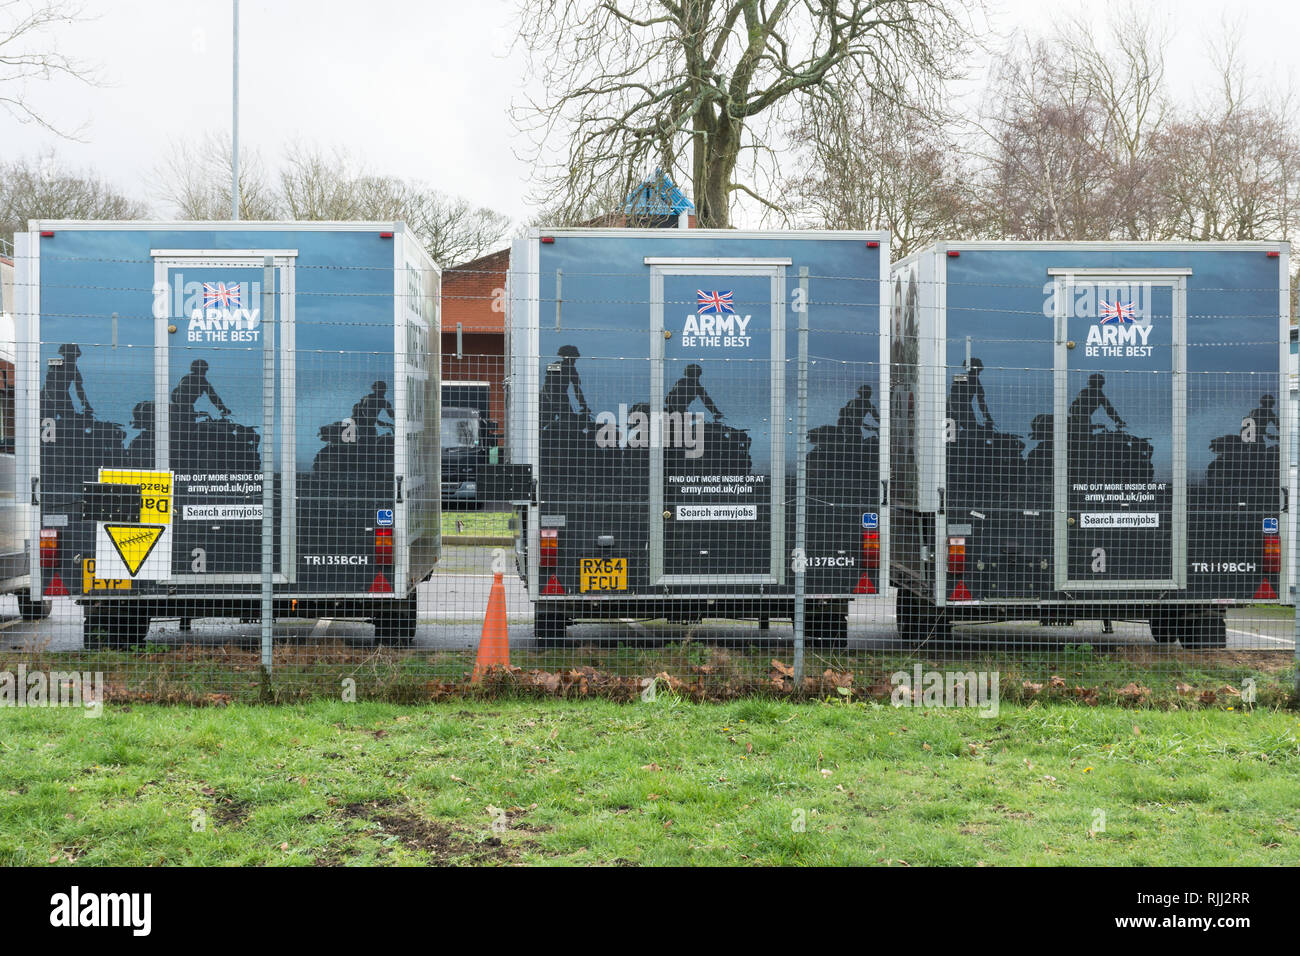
[202,787,252,827]
[340,800,534,865]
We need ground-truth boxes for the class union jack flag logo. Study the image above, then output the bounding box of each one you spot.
[697,290,735,314]
[203,282,241,308]
[1099,300,1136,325]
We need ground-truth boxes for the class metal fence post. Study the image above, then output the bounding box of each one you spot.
[793,267,809,687]
[1294,348,1299,696]
[261,257,275,683]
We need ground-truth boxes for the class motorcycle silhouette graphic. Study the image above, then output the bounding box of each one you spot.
[170,410,261,474]
[312,419,394,485]
[1205,432,1278,507]
[1069,423,1154,484]
[947,422,1027,508]
[808,421,878,504]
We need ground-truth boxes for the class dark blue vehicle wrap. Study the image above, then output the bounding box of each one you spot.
[15,222,439,638]
[890,242,1290,637]
[508,229,888,637]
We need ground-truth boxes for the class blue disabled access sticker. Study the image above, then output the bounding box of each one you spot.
[862,512,879,530]
[1263,517,1279,534]
[377,509,394,528]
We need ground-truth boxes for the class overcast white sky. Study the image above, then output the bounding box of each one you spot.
[3,0,1297,226]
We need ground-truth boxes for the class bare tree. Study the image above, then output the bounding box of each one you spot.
[526,180,631,228]
[279,143,512,264]
[784,90,971,256]
[1062,4,1170,240]
[513,0,972,228]
[971,4,1173,241]
[280,142,368,220]
[155,133,280,221]
[0,0,97,137]
[975,37,1113,240]
[1148,27,1300,242]
[405,191,513,266]
[0,151,146,247]
[155,139,512,265]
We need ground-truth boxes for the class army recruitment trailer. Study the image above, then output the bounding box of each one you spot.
[14,221,439,647]
[508,228,889,646]
[890,241,1292,646]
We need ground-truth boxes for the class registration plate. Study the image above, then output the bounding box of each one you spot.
[579,557,627,592]
[82,558,131,592]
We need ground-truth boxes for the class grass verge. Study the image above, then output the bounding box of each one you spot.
[1,698,1297,865]
[440,510,512,539]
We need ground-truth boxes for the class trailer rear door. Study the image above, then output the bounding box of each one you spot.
[647,259,787,586]
[1052,269,1188,590]
[150,251,296,585]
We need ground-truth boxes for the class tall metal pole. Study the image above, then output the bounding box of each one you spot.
[231,0,240,220]
[261,258,275,680]
[792,267,809,687]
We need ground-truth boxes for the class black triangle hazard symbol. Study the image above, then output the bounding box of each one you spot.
[104,524,166,577]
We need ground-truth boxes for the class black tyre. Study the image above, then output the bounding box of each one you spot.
[806,602,849,649]
[83,605,150,649]
[897,589,949,642]
[16,593,50,621]
[1149,616,1177,644]
[1178,612,1228,649]
[534,609,567,649]
[373,594,417,648]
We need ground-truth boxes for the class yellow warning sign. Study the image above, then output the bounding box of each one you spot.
[104,524,166,577]
[94,470,173,582]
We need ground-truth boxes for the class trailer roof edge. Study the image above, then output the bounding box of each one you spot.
[25,220,412,232]
[903,239,1290,257]
[528,227,891,242]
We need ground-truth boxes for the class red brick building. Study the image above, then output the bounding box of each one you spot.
[440,247,509,444]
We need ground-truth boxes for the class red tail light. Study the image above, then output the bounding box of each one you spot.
[1263,534,1281,573]
[374,528,393,567]
[861,531,880,570]
[39,529,58,569]
[540,528,559,568]
[947,536,966,575]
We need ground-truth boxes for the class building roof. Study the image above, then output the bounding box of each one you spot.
[623,168,695,217]
[445,247,510,274]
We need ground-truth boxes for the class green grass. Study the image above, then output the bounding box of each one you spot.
[2,698,1298,865]
[440,510,512,539]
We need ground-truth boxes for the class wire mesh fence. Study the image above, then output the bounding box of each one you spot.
[1,231,1295,707]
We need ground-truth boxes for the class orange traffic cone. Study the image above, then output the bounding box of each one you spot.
[471,572,509,681]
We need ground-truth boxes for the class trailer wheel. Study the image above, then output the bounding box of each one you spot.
[806,602,849,649]
[534,610,567,648]
[373,595,417,648]
[83,605,150,649]
[1178,612,1228,650]
[897,590,950,642]
[16,593,51,621]
[1148,616,1177,643]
